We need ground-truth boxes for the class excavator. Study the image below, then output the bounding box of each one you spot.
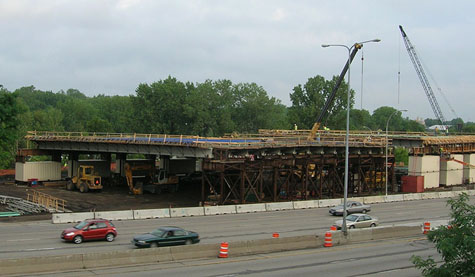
[124,163,179,195]
[307,43,363,140]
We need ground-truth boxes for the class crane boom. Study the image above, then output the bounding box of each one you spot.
[399,25,447,129]
[307,43,362,140]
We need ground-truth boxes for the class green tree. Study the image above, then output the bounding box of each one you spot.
[0,88,22,168]
[288,75,354,130]
[31,107,64,131]
[372,106,404,131]
[89,95,134,133]
[132,76,190,134]
[411,193,475,276]
[401,118,425,132]
[462,122,475,133]
[231,82,288,133]
[394,147,408,165]
[349,109,374,130]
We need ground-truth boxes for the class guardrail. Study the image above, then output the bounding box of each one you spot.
[25,130,388,149]
[27,190,67,212]
[51,189,475,224]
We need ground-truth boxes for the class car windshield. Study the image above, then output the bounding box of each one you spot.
[73,221,89,229]
[151,229,166,237]
[346,215,358,222]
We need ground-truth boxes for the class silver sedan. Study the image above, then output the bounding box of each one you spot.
[333,213,379,230]
[329,201,371,216]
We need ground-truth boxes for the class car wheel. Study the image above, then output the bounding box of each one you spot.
[349,225,355,229]
[73,235,83,244]
[185,239,192,245]
[362,209,367,214]
[105,233,115,242]
[370,223,376,227]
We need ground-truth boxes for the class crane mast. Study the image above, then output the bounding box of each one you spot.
[399,25,447,129]
[307,43,362,140]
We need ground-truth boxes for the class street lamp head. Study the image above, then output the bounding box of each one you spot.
[400,109,408,112]
[372,39,381,42]
[321,44,330,48]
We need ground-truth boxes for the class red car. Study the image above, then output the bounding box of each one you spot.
[61,219,117,244]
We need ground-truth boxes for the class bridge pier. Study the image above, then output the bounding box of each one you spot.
[464,154,475,184]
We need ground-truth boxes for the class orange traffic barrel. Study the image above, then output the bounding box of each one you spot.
[324,232,333,247]
[218,242,229,258]
[330,225,337,231]
[423,222,430,234]
[272,232,279,238]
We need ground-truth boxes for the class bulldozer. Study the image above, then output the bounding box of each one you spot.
[124,163,179,195]
[66,165,103,193]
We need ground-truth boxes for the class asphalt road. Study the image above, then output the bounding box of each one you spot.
[21,236,440,277]
[1,197,469,260]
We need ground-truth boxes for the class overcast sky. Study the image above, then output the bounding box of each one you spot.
[1,0,474,122]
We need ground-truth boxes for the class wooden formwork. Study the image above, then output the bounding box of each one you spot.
[201,153,395,204]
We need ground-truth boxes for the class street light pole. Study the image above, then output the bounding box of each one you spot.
[322,39,380,235]
[385,109,407,196]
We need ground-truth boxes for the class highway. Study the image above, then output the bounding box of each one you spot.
[0,197,467,260]
[16,236,440,277]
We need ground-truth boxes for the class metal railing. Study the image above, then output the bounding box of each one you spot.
[27,190,67,212]
[25,130,389,148]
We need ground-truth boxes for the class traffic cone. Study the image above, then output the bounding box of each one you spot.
[324,232,333,247]
[423,222,430,234]
[272,232,279,238]
[218,242,229,258]
[330,225,337,231]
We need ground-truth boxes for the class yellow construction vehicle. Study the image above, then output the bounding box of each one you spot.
[66,165,103,193]
[124,163,179,195]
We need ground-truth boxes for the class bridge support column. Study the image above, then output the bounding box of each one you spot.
[409,155,440,189]
[440,154,464,186]
[463,154,475,184]
[67,153,79,178]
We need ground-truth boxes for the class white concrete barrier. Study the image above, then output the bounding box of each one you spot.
[384,194,404,202]
[170,207,205,217]
[363,196,385,204]
[427,219,450,231]
[318,199,342,207]
[452,190,467,197]
[438,191,455,199]
[421,192,439,200]
[236,203,267,213]
[348,197,365,204]
[292,200,318,209]
[133,208,170,219]
[204,205,237,215]
[265,202,294,211]
[466,189,475,196]
[403,193,422,201]
[52,212,94,224]
[95,210,134,221]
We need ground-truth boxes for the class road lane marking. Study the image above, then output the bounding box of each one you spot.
[6,238,37,242]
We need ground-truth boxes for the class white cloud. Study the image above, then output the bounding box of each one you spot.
[0,0,474,121]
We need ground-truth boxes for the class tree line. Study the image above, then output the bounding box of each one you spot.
[1,76,473,168]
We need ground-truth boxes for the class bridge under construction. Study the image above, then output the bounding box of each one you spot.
[18,130,475,205]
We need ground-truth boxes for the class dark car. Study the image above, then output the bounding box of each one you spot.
[61,218,117,244]
[329,201,371,216]
[132,226,200,248]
